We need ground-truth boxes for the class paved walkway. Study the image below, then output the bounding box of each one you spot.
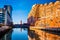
[0,26,10,32]
[30,26,60,31]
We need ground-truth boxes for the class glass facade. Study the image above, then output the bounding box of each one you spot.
[0,13,5,24]
[4,5,13,26]
[0,5,13,26]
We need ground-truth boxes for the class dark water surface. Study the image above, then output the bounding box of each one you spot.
[0,28,60,40]
[1,28,28,40]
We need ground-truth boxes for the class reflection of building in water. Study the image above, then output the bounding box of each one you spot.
[28,29,60,40]
[1,30,13,40]
[28,30,40,40]
[28,1,60,40]
[28,1,60,28]
[20,28,22,32]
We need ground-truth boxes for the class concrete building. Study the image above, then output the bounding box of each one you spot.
[28,1,60,28]
[0,5,13,26]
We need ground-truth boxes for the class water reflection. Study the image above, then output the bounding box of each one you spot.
[1,30,12,40]
[28,28,60,40]
[0,28,60,40]
[1,28,28,40]
[28,30,40,40]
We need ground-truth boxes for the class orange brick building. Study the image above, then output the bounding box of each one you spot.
[28,1,60,28]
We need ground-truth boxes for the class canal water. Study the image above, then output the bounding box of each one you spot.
[0,28,60,40]
[0,28,28,40]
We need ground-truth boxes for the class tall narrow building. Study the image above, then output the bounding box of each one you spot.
[0,5,13,26]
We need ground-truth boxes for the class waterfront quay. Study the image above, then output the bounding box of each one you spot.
[0,26,12,39]
[0,0,60,40]
[28,1,60,40]
[0,5,13,39]
[29,27,60,40]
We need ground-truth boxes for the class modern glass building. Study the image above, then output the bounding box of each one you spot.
[0,8,5,26]
[0,5,13,26]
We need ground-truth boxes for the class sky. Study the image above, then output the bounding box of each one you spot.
[0,0,56,24]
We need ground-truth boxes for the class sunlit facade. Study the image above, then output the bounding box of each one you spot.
[28,1,60,28]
